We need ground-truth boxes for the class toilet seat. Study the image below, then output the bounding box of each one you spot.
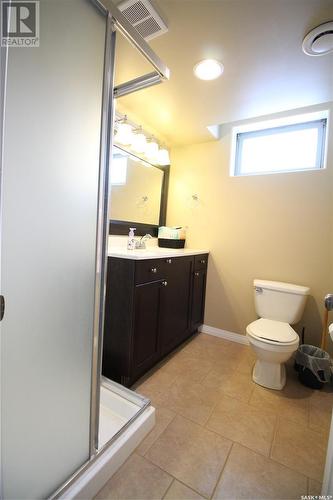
[246,318,298,345]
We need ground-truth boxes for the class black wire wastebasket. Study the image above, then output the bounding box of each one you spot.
[295,344,331,389]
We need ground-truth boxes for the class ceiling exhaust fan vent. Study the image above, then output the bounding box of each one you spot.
[117,0,168,41]
[135,17,161,39]
[121,2,150,24]
[302,21,333,56]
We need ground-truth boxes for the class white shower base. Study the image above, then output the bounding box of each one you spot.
[98,383,143,448]
[58,378,155,499]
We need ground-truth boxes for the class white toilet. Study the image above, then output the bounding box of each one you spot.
[246,279,310,390]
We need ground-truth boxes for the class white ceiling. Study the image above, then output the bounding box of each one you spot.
[114,0,333,146]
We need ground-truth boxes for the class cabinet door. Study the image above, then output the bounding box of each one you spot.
[160,257,193,356]
[191,269,207,331]
[132,280,162,379]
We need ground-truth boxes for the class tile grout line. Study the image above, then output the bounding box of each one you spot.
[246,382,255,404]
[268,412,279,458]
[140,410,177,457]
[204,423,274,461]
[268,448,324,483]
[209,441,235,500]
[201,389,278,459]
[207,434,311,487]
[134,452,176,483]
[202,391,221,427]
[161,478,175,499]
[142,452,209,499]
[177,478,210,499]
[306,395,310,430]
[208,436,311,497]
[267,431,326,485]
[166,477,210,500]
[140,408,233,500]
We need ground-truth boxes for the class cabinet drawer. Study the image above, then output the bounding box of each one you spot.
[194,254,208,271]
[135,259,167,284]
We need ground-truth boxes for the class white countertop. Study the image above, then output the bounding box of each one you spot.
[108,246,209,260]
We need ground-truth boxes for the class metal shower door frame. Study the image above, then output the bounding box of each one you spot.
[90,0,170,457]
[0,15,8,500]
[89,10,116,458]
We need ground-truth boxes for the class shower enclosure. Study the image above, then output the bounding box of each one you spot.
[0,0,169,497]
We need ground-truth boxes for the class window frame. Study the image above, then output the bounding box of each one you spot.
[233,118,327,177]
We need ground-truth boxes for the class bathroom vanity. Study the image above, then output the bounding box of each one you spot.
[102,248,209,387]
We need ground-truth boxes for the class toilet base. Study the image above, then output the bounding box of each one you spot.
[252,360,286,390]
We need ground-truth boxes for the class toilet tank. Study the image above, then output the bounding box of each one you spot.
[253,279,310,324]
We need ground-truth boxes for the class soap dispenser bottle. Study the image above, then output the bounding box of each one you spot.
[127,227,136,250]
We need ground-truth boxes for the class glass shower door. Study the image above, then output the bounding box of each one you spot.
[0,0,108,497]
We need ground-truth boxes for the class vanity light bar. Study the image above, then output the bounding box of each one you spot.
[114,112,170,165]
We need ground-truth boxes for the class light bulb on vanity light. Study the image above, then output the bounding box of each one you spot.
[157,147,170,166]
[145,138,159,161]
[131,128,147,153]
[115,121,133,146]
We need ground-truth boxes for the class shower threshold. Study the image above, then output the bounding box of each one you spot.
[55,377,155,499]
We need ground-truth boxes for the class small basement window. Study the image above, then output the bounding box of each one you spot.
[232,113,328,176]
[111,155,127,185]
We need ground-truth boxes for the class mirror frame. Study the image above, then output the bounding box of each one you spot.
[109,147,170,236]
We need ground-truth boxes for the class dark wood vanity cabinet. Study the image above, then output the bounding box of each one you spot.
[102,253,208,387]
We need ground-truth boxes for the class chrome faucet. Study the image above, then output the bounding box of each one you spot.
[135,234,152,249]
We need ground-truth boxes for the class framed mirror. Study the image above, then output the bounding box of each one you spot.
[109,146,169,236]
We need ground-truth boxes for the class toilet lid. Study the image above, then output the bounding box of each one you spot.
[247,318,298,343]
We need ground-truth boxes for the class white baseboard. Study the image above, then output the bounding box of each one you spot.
[199,324,250,345]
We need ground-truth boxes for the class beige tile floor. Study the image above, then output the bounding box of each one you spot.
[96,333,333,499]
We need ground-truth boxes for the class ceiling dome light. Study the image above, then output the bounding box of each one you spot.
[193,59,224,80]
[302,21,333,56]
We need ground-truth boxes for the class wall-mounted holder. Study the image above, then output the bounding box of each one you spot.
[321,293,333,350]
[324,294,333,311]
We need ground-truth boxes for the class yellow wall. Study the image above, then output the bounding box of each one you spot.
[167,105,333,345]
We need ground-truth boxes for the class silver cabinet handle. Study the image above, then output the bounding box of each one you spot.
[200,259,206,264]
[166,259,172,264]
[195,272,200,277]
[162,281,168,287]
[151,267,157,273]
